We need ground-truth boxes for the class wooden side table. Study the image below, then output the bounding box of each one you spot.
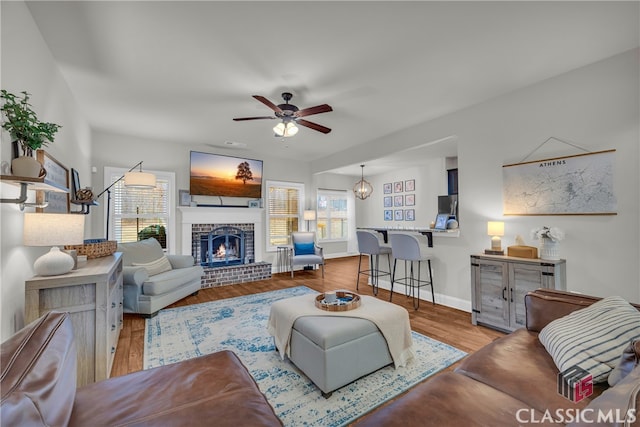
[25,252,123,386]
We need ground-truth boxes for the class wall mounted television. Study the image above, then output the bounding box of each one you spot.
[190,151,263,198]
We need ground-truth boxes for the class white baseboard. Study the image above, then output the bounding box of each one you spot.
[360,279,471,313]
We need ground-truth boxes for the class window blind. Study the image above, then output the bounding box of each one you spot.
[266,181,304,249]
[109,171,171,249]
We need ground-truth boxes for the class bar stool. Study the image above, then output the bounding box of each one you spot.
[356,230,392,296]
[389,232,435,309]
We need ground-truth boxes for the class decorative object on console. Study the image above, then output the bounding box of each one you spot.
[485,221,505,255]
[303,209,316,231]
[64,239,117,259]
[531,226,564,260]
[0,90,61,178]
[507,235,538,258]
[353,164,373,200]
[23,213,85,276]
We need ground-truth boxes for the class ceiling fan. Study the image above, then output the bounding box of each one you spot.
[233,92,332,135]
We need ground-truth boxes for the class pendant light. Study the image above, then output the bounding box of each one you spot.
[353,164,373,200]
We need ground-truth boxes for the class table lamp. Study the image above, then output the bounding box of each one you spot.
[485,221,505,255]
[23,213,85,276]
[303,210,316,231]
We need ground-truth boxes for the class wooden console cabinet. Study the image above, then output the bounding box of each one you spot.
[470,254,566,332]
[25,253,123,386]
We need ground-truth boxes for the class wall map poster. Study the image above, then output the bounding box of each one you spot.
[502,150,616,215]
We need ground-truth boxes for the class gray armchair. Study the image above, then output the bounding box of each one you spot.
[117,238,203,317]
[290,232,324,278]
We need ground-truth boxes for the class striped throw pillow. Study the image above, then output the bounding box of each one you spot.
[132,255,172,277]
[539,295,640,383]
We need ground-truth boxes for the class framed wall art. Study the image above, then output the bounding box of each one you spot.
[503,149,616,215]
[179,189,192,206]
[394,209,404,221]
[383,183,392,194]
[384,210,393,221]
[404,179,415,192]
[405,194,415,206]
[394,195,404,207]
[405,209,415,221]
[35,150,69,213]
[384,196,393,207]
[394,181,403,193]
[434,213,449,230]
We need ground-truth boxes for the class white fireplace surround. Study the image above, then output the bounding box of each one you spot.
[179,207,264,263]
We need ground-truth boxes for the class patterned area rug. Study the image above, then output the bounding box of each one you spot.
[145,286,466,426]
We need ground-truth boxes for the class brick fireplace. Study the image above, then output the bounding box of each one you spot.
[179,207,270,287]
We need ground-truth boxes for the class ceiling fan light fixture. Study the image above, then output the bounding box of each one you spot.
[353,164,373,200]
[273,120,298,137]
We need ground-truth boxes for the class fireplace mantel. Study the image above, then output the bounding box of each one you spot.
[178,207,264,262]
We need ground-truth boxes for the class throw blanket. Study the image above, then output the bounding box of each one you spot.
[267,293,415,368]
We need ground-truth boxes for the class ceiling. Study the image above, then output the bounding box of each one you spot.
[24,1,639,177]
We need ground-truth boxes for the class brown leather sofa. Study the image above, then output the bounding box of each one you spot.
[355,289,640,427]
[1,311,282,426]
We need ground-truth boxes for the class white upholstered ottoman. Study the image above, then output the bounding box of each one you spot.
[289,316,393,397]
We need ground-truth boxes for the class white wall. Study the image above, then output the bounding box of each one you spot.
[1,1,92,339]
[313,49,640,304]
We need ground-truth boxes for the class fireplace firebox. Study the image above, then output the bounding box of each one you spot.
[200,226,246,267]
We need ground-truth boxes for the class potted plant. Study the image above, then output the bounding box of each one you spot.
[1,90,62,178]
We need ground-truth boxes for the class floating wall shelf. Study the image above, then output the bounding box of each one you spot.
[0,175,69,210]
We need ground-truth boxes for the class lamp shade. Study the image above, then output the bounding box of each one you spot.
[24,213,85,276]
[487,221,505,237]
[303,210,316,221]
[124,171,156,188]
[24,213,85,246]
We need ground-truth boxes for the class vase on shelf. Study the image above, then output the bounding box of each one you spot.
[11,156,46,179]
[540,237,560,260]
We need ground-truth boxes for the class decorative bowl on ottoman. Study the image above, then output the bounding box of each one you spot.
[315,291,361,311]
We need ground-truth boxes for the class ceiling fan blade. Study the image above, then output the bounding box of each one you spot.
[233,116,276,121]
[253,95,283,113]
[296,118,332,134]
[295,104,333,118]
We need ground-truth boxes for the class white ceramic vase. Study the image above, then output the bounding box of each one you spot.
[540,238,560,260]
[34,247,74,276]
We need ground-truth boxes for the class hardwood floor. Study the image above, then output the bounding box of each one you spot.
[110,256,505,378]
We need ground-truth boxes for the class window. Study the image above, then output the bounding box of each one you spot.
[105,167,175,251]
[266,181,304,250]
[317,189,348,241]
